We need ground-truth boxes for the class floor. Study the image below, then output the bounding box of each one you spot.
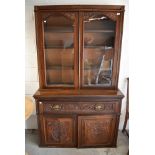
[25,130,128,155]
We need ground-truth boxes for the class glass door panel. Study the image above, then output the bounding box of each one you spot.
[83,12,116,87]
[43,13,76,86]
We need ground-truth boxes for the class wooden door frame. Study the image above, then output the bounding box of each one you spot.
[35,11,79,89]
[79,11,124,89]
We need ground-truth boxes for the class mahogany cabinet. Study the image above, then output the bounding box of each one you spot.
[33,5,125,148]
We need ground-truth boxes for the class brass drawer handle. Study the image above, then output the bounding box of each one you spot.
[95,105,102,111]
[50,104,61,111]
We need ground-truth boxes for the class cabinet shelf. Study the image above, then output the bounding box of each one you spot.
[47,83,73,85]
[45,28,114,33]
[47,65,74,70]
[45,46,73,49]
[45,27,74,33]
[84,45,113,49]
[45,46,113,49]
[84,83,111,87]
[84,66,111,71]
[85,30,114,33]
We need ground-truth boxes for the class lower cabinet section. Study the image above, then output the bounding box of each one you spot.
[39,114,118,147]
[78,115,116,147]
[41,115,76,147]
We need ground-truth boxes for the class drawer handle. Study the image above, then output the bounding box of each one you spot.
[95,105,102,111]
[50,105,61,111]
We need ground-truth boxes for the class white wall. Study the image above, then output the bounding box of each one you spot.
[25,0,129,129]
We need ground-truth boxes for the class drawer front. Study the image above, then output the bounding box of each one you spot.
[38,101,120,114]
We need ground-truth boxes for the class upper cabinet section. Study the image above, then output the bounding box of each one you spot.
[35,11,79,88]
[34,5,124,89]
[82,12,116,87]
[43,12,78,87]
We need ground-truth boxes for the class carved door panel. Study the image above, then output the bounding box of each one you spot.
[43,115,76,147]
[78,115,116,147]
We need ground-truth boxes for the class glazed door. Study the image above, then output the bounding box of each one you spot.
[41,115,76,147]
[78,115,116,147]
[80,12,120,88]
[36,12,79,88]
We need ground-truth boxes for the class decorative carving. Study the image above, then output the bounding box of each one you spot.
[43,12,75,21]
[84,120,111,144]
[83,12,100,22]
[47,120,71,143]
[102,12,117,21]
[104,103,114,111]
[84,12,117,22]
[63,13,75,21]
[45,102,115,113]
[86,121,111,137]
[50,104,62,111]
[79,103,95,111]
[80,117,114,145]
[48,121,61,142]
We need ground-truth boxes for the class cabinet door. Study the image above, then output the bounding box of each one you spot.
[80,12,121,88]
[41,115,76,147]
[78,115,116,147]
[35,12,79,88]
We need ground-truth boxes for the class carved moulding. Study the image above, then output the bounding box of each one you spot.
[45,102,115,113]
[47,120,71,143]
[83,12,117,22]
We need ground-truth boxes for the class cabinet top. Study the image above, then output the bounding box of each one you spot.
[33,89,124,99]
[34,5,125,12]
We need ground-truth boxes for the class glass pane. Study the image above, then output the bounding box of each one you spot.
[43,13,75,86]
[83,12,116,87]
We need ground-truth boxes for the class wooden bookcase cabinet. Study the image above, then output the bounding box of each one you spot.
[33,5,124,148]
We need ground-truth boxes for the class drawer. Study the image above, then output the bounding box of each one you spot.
[38,101,120,114]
